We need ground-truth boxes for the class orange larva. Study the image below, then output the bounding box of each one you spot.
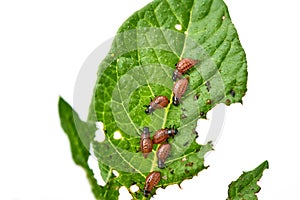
[172,77,189,106]
[145,96,169,114]
[172,58,199,81]
[153,128,178,144]
[140,127,153,158]
[157,143,171,169]
[144,171,161,197]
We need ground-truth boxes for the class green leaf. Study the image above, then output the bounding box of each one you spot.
[88,0,247,198]
[227,161,269,200]
[58,97,120,199]
[59,0,248,199]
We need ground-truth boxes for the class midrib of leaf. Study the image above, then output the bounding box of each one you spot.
[149,94,173,172]
[234,174,257,196]
[161,92,174,128]
[149,151,158,172]
[136,15,179,173]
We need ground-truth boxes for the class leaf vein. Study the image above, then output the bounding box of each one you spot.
[107,137,146,178]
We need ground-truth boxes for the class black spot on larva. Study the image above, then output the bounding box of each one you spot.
[230,89,235,97]
[205,81,211,92]
[185,162,194,167]
[225,99,231,105]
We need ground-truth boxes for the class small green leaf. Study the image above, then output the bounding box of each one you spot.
[58,97,120,199]
[227,161,269,200]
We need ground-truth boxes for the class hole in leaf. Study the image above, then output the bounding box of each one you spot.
[130,184,139,193]
[170,169,174,174]
[94,121,105,142]
[175,24,182,31]
[119,186,132,200]
[113,131,122,140]
[112,170,119,177]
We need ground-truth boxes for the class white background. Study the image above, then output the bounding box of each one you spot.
[1,0,299,199]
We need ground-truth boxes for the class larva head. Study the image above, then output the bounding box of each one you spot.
[143,190,150,197]
[172,96,180,106]
[172,69,182,81]
[158,160,165,169]
[145,105,154,114]
[141,127,150,138]
[167,128,178,136]
[143,127,150,135]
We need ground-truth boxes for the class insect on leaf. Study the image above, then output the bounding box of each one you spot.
[58,0,248,199]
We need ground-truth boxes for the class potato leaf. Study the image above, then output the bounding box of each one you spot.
[59,0,248,199]
[58,97,120,199]
[227,161,269,200]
